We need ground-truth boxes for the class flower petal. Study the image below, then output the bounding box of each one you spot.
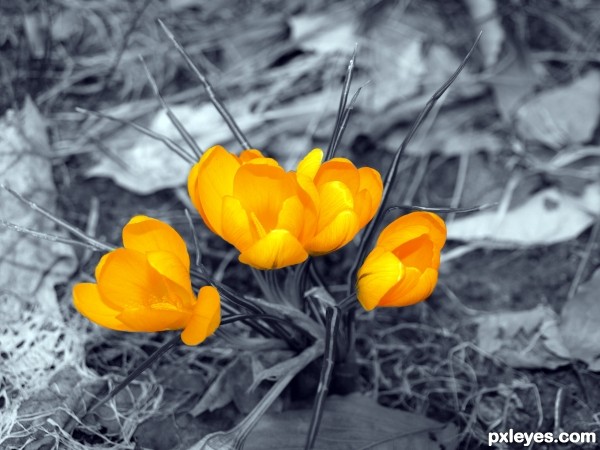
[357,247,405,311]
[315,181,355,232]
[97,248,169,310]
[314,158,360,195]
[221,196,255,251]
[188,145,241,233]
[123,216,190,270]
[116,307,189,332]
[233,163,296,231]
[181,286,221,346]
[239,149,266,162]
[377,212,446,252]
[276,196,308,241]
[354,189,373,230]
[239,229,308,269]
[305,210,359,255]
[95,252,111,281]
[73,283,129,331]
[355,167,383,227]
[146,250,193,294]
[393,235,436,272]
[296,148,323,180]
[378,267,438,308]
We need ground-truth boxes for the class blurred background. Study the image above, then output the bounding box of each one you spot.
[1,0,600,448]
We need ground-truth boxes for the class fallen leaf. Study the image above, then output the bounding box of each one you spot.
[87,101,267,194]
[516,70,600,149]
[190,350,292,417]
[291,6,428,113]
[3,367,105,448]
[447,182,600,245]
[245,394,459,450]
[560,268,600,371]
[0,104,82,444]
[490,40,538,121]
[477,270,600,372]
[475,305,571,370]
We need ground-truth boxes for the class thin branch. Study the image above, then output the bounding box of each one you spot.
[346,33,481,293]
[158,19,251,150]
[328,83,366,160]
[140,56,202,159]
[1,184,114,252]
[385,202,496,215]
[304,307,341,450]
[325,46,358,160]
[0,219,101,251]
[76,107,195,164]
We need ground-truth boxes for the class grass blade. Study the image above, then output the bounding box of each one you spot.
[0,219,101,251]
[325,47,357,161]
[1,184,115,252]
[158,19,252,150]
[304,307,341,450]
[328,84,365,160]
[346,33,482,293]
[76,107,196,164]
[87,333,181,415]
[140,56,203,159]
[385,203,496,215]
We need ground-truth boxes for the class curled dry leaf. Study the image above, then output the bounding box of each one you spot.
[475,305,571,370]
[87,102,264,194]
[476,269,600,371]
[516,70,600,149]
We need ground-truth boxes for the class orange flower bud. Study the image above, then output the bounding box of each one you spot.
[188,145,316,270]
[188,146,383,269]
[357,212,446,311]
[296,149,383,255]
[73,216,220,346]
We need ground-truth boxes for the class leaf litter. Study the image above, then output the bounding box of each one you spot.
[4,0,600,449]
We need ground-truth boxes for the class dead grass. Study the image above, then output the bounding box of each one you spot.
[2,0,600,449]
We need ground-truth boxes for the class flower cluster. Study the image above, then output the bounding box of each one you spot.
[73,145,446,345]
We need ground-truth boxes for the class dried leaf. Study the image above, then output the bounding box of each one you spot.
[516,70,600,149]
[4,367,105,448]
[477,269,600,372]
[87,102,264,194]
[0,105,78,439]
[190,350,291,417]
[447,183,600,245]
[245,394,459,450]
[475,305,571,370]
[0,108,75,311]
[560,268,600,370]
